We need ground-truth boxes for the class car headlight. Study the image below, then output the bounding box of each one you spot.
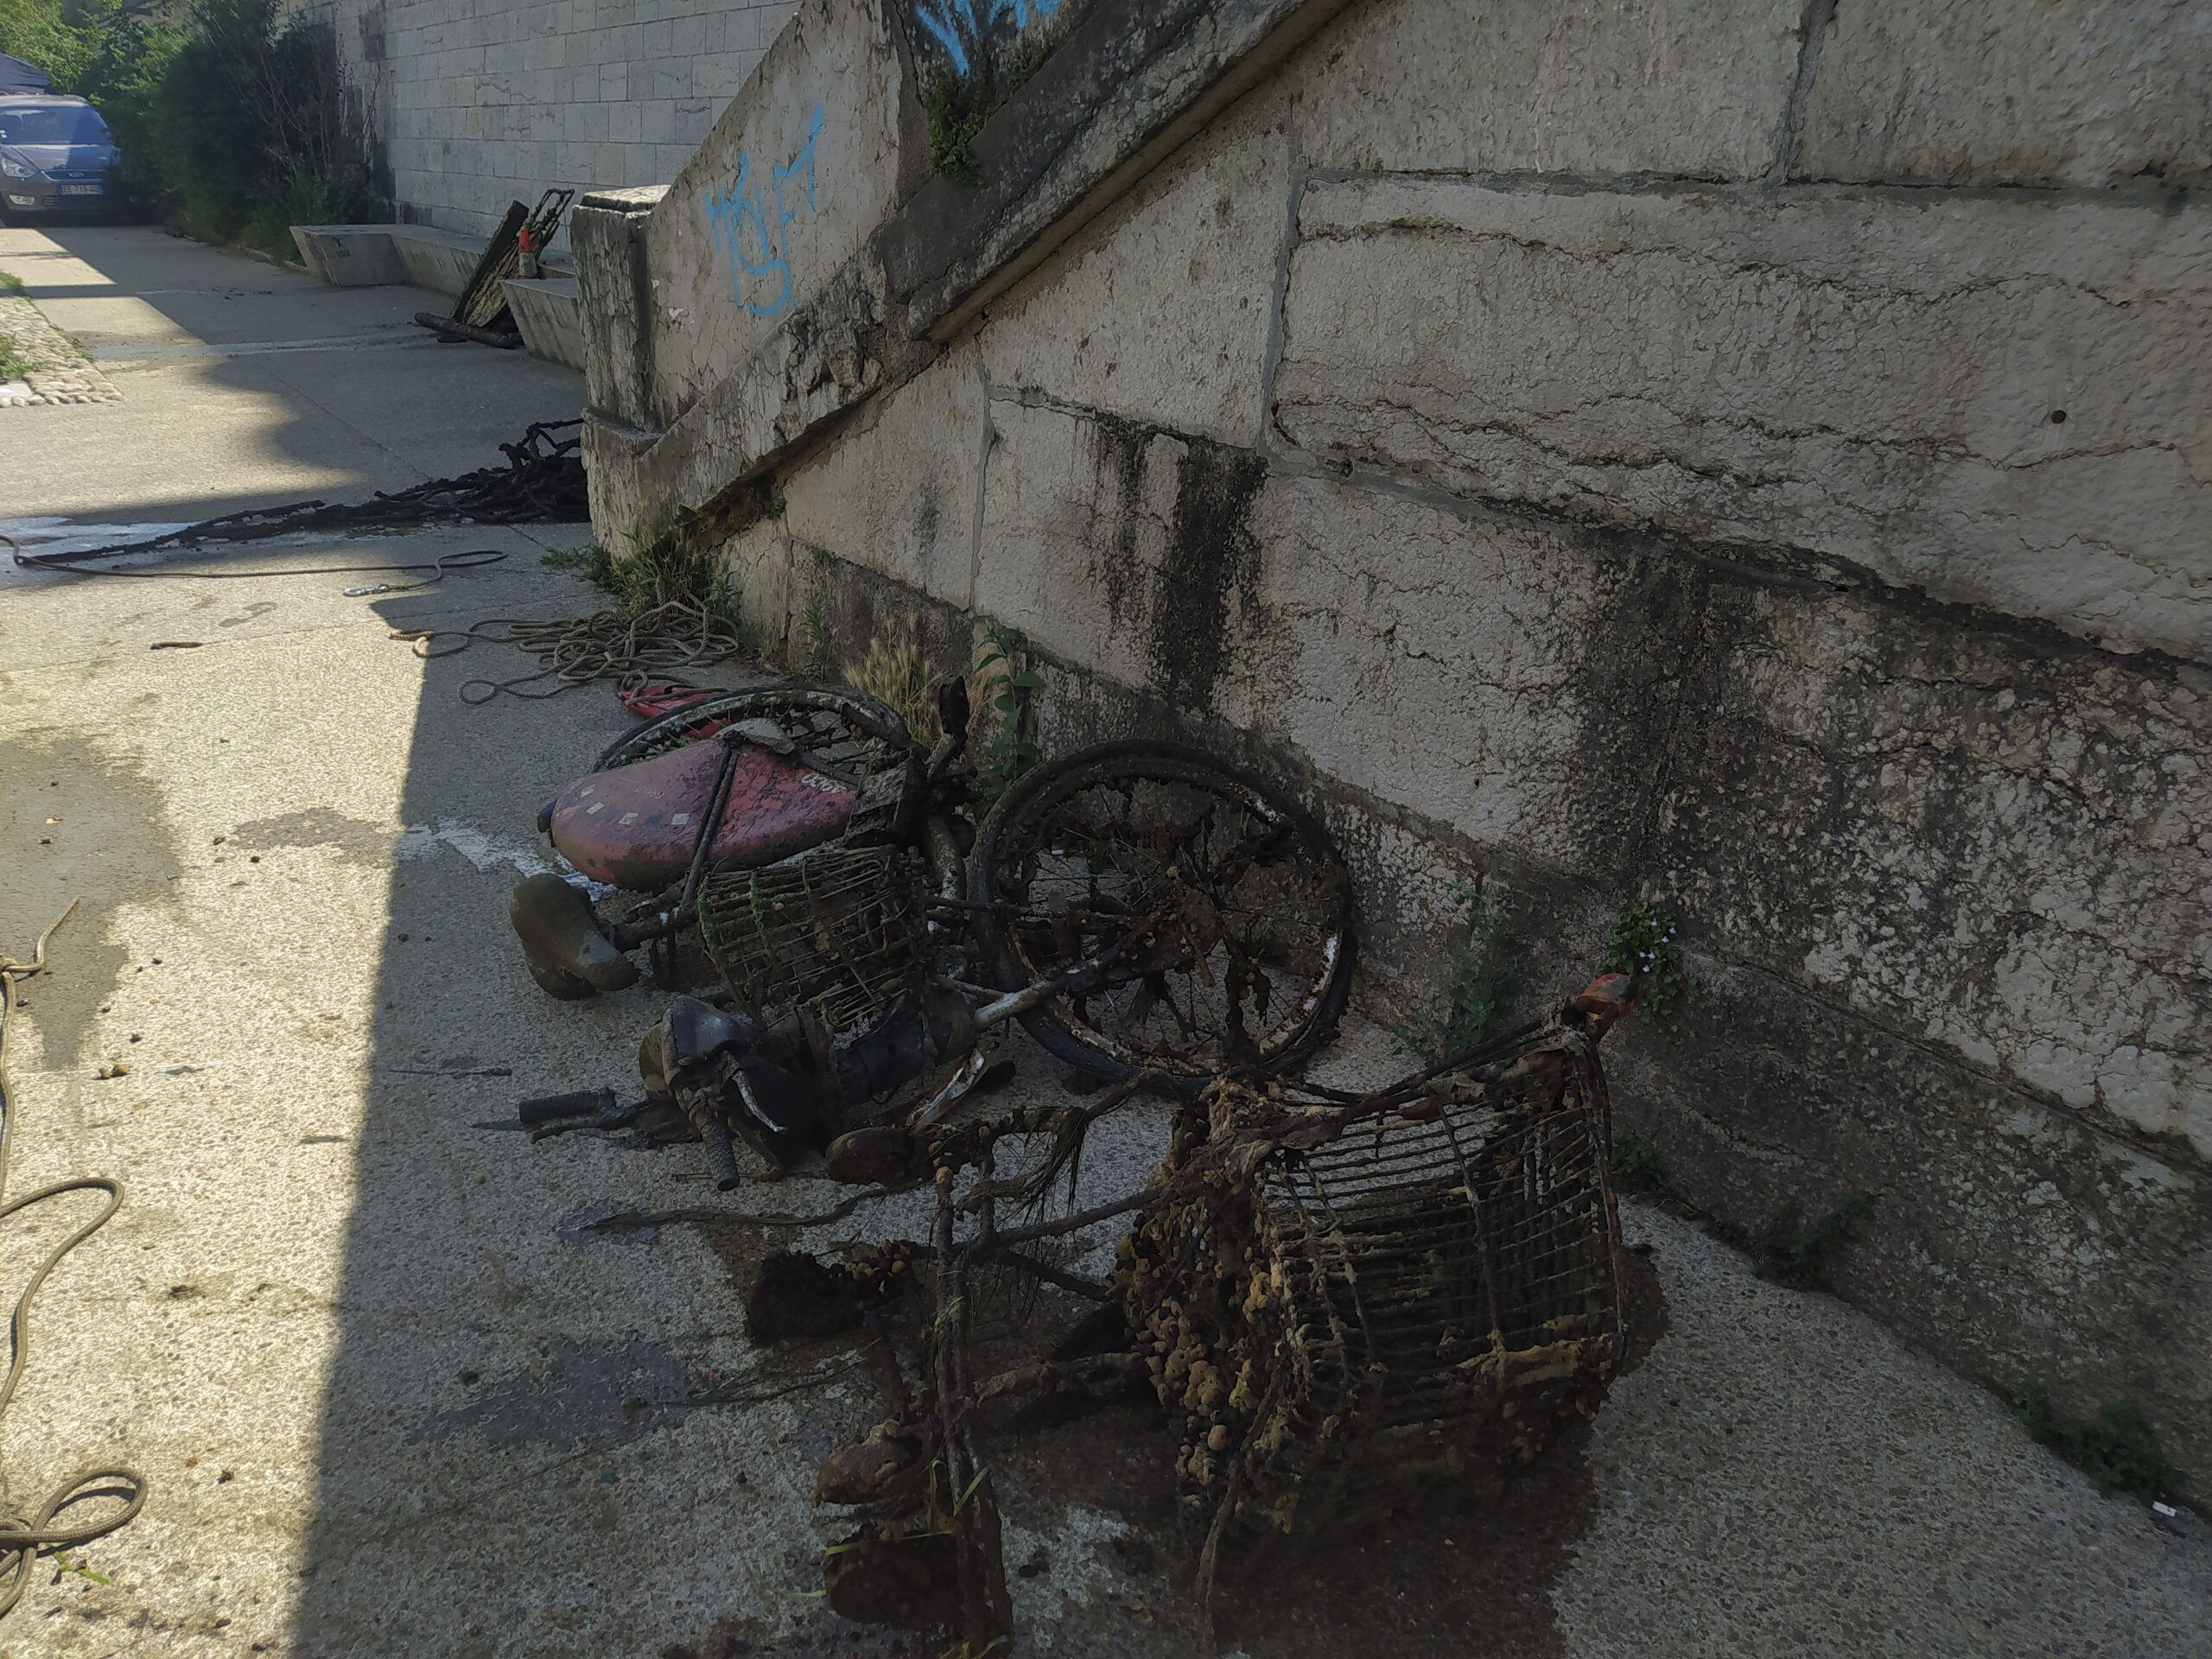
[0,155,38,180]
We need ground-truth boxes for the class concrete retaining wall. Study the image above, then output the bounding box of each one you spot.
[575,0,2212,1484]
[285,0,802,242]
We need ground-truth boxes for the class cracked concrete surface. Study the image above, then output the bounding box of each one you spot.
[1273,176,2212,664]
[1,226,2208,1657]
[640,0,911,422]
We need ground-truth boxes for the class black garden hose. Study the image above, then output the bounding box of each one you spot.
[0,902,147,1620]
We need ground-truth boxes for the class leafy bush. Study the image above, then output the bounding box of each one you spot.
[153,0,382,248]
[153,1,272,238]
[79,13,179,207]
[1,0,382,247]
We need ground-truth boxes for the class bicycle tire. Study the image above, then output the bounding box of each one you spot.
[971,741,1357,1089]
[594,682,914,772]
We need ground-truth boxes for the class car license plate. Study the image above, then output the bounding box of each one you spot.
[59,183,102,196]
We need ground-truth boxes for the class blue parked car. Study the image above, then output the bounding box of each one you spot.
[0,95,124,221]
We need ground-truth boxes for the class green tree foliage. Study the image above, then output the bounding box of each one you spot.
[2,0,381,247]
[0,0,95,86]
[156,0,383,245]
[0,2,179,203]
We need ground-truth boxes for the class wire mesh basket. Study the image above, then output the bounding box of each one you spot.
[696,844,929,1041]
[1119,1023,1624,1536]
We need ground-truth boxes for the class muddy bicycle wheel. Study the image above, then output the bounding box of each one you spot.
[972,742,1357,1086]
[594,683,914,776]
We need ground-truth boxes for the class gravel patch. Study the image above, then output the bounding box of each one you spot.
[0,289,121,406]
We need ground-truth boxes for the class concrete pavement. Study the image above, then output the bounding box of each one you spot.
[0,227,2207,1659]
[0,226,578,526]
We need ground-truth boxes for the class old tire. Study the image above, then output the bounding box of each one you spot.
[970,741,1357,1089]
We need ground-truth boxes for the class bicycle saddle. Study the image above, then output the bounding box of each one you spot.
[546,734,860,891]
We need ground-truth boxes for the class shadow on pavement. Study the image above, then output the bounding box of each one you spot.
[0,226,580,530]
[279,599,862,1656]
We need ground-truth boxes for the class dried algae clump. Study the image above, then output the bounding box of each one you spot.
[1116,1024,1626,1535]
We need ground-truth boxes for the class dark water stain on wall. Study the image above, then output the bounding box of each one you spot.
[1149,440,1269,706]
[1087,410,1155,639]
[1084,417,1272,711]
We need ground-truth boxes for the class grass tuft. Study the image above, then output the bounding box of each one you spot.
[2014,1386,2174,1503]
[0,270,34,381]
[846,615,943,742]
[541,524,752,650]
[1610,1131,1871,1292]
[802,601,837,681]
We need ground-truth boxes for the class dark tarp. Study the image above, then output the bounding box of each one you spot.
[0,54,58,95]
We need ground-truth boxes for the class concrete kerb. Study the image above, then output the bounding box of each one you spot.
[503,276,586,372]
[290,223,583,375]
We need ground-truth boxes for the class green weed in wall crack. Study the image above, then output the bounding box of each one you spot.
[542,526,752,649]
[540,542,616,585]
[924,74,989,182]
[802,601,837,682]
[1607,1131,1671,1198]
[967,625,1042,810]
[1600,898,1691,1030]
[1395,877,1518,1066]
[1733,1194,1872,1291]
[921,46,1038,183]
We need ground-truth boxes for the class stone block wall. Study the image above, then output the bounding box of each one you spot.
[576,0,2212,1484]
[286,0,801,241]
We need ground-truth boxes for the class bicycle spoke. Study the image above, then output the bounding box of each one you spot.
[987,760,1349,1073]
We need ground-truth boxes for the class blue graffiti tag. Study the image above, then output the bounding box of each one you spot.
[912,0,1061,77]
[702,105,825,318]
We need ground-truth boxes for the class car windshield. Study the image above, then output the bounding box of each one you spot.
[0,105,110,146]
